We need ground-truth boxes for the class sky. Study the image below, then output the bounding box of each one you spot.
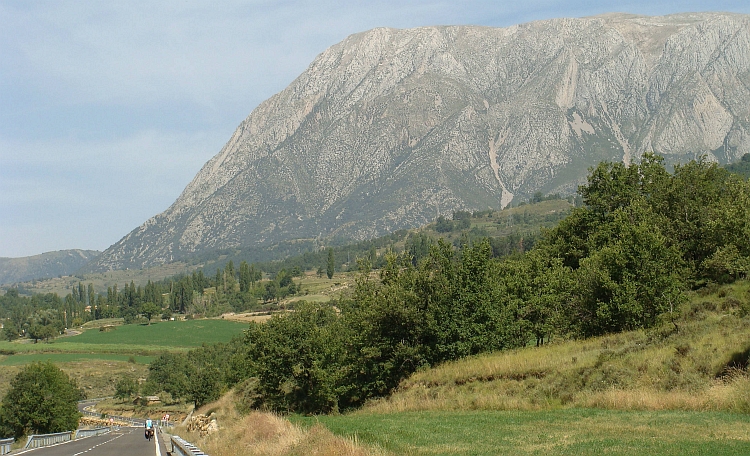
[2,1,750,258]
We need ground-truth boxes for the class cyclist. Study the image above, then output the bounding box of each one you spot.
[145,418,154,440]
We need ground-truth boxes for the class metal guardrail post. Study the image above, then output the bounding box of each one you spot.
[0,437,12,455]
[171,435,209,456]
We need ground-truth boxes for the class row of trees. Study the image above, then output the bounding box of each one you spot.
[0,259,306,341]
[146,154,750,414]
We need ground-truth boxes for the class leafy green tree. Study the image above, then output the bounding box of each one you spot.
[435,215,453,232]
[239,261,252,292]
[27,309,63,343]
[140,302,160,325]
[145,352,193,401]
[244,303,344,413]
[185,367,221,408]
[114,376,138,400]
[1,320,21,341]
[326,248,335,280]
[0,362,82,439]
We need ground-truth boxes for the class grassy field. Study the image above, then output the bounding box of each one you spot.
[0,319,249,356]
[156,279,750,455]
[293,409,750,455]
[0,318,249,398]
[60,319,248,348]
[0,353,154,366]
[0,358,150,399]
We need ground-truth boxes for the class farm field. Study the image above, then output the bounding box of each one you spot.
[294,409,750,455]
[61,319,248,348]
[0,319,248,398]
[0,319,249,356]
[0,319,247,366]
[0,352,154,366]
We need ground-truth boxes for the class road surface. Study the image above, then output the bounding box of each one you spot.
[12,427,170,456]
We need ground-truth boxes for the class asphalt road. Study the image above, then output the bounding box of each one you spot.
[12,427,170,456]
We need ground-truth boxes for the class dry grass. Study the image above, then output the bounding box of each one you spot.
[172,392,386,456]
[0,359,149,399]
[364,281,750,415]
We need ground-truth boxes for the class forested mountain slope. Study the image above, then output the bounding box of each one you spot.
[91,12,750,271]
[0,250,100,286]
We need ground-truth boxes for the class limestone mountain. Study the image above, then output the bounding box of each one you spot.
[90,12,750,271]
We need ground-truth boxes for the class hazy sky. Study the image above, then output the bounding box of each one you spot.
[2,0,749,258]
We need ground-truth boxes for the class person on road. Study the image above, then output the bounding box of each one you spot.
[145,418,154,440]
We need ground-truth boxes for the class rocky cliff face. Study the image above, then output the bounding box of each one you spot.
[91,12,750,271]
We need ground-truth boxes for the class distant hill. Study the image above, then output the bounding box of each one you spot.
[0,250,100,285]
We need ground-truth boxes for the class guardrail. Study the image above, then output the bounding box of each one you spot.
[24,431,72,449]
[171,435,209,456]
[0,437,12,455]
[81,409,142,426]
[74,427,111,439]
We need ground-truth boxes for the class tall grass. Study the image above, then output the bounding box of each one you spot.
[173,281,750,455]
[365,281,750,414]
[173,392,385,456]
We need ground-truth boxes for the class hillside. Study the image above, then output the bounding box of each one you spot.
[90,12,750,271]
[175,280,750,456]
[0,250,100,286]
[7,198,570,298]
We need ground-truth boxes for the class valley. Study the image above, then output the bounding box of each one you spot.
[3,10,750,456]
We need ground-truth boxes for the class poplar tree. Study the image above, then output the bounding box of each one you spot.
[326,248,335,280]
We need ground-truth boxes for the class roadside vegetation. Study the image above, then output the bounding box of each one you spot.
[0,362,82,441]
[3,153,750,454]
[144,154,750,416]
[175,279,750,455]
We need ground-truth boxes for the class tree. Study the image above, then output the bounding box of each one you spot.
[185,367,221,408]
[141,302,160,325]
[244,303,344,413]
[144,353,192,401]
[114,376,138,400]
[435,215,453,232]
[0,362,82,439]
[326,248,335,279]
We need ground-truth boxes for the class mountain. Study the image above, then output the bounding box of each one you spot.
[0,250,100,285]
[90,12,750,271]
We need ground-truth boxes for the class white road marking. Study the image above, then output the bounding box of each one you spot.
[154,428,161,456]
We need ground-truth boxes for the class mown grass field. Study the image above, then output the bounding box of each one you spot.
[294,409,750,455]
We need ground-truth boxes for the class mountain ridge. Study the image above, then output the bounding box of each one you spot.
[0,250,100,286]
[89,12,750,271]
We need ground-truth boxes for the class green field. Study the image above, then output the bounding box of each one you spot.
[294,409,750,455]
[59,319,248,347]
[0,319,249,356]
[0,318,249,399]
[0,353,154,366]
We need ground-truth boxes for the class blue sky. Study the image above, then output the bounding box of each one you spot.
[2,0,749,258]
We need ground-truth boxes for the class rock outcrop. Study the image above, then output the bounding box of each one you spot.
[90,12,750,271]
